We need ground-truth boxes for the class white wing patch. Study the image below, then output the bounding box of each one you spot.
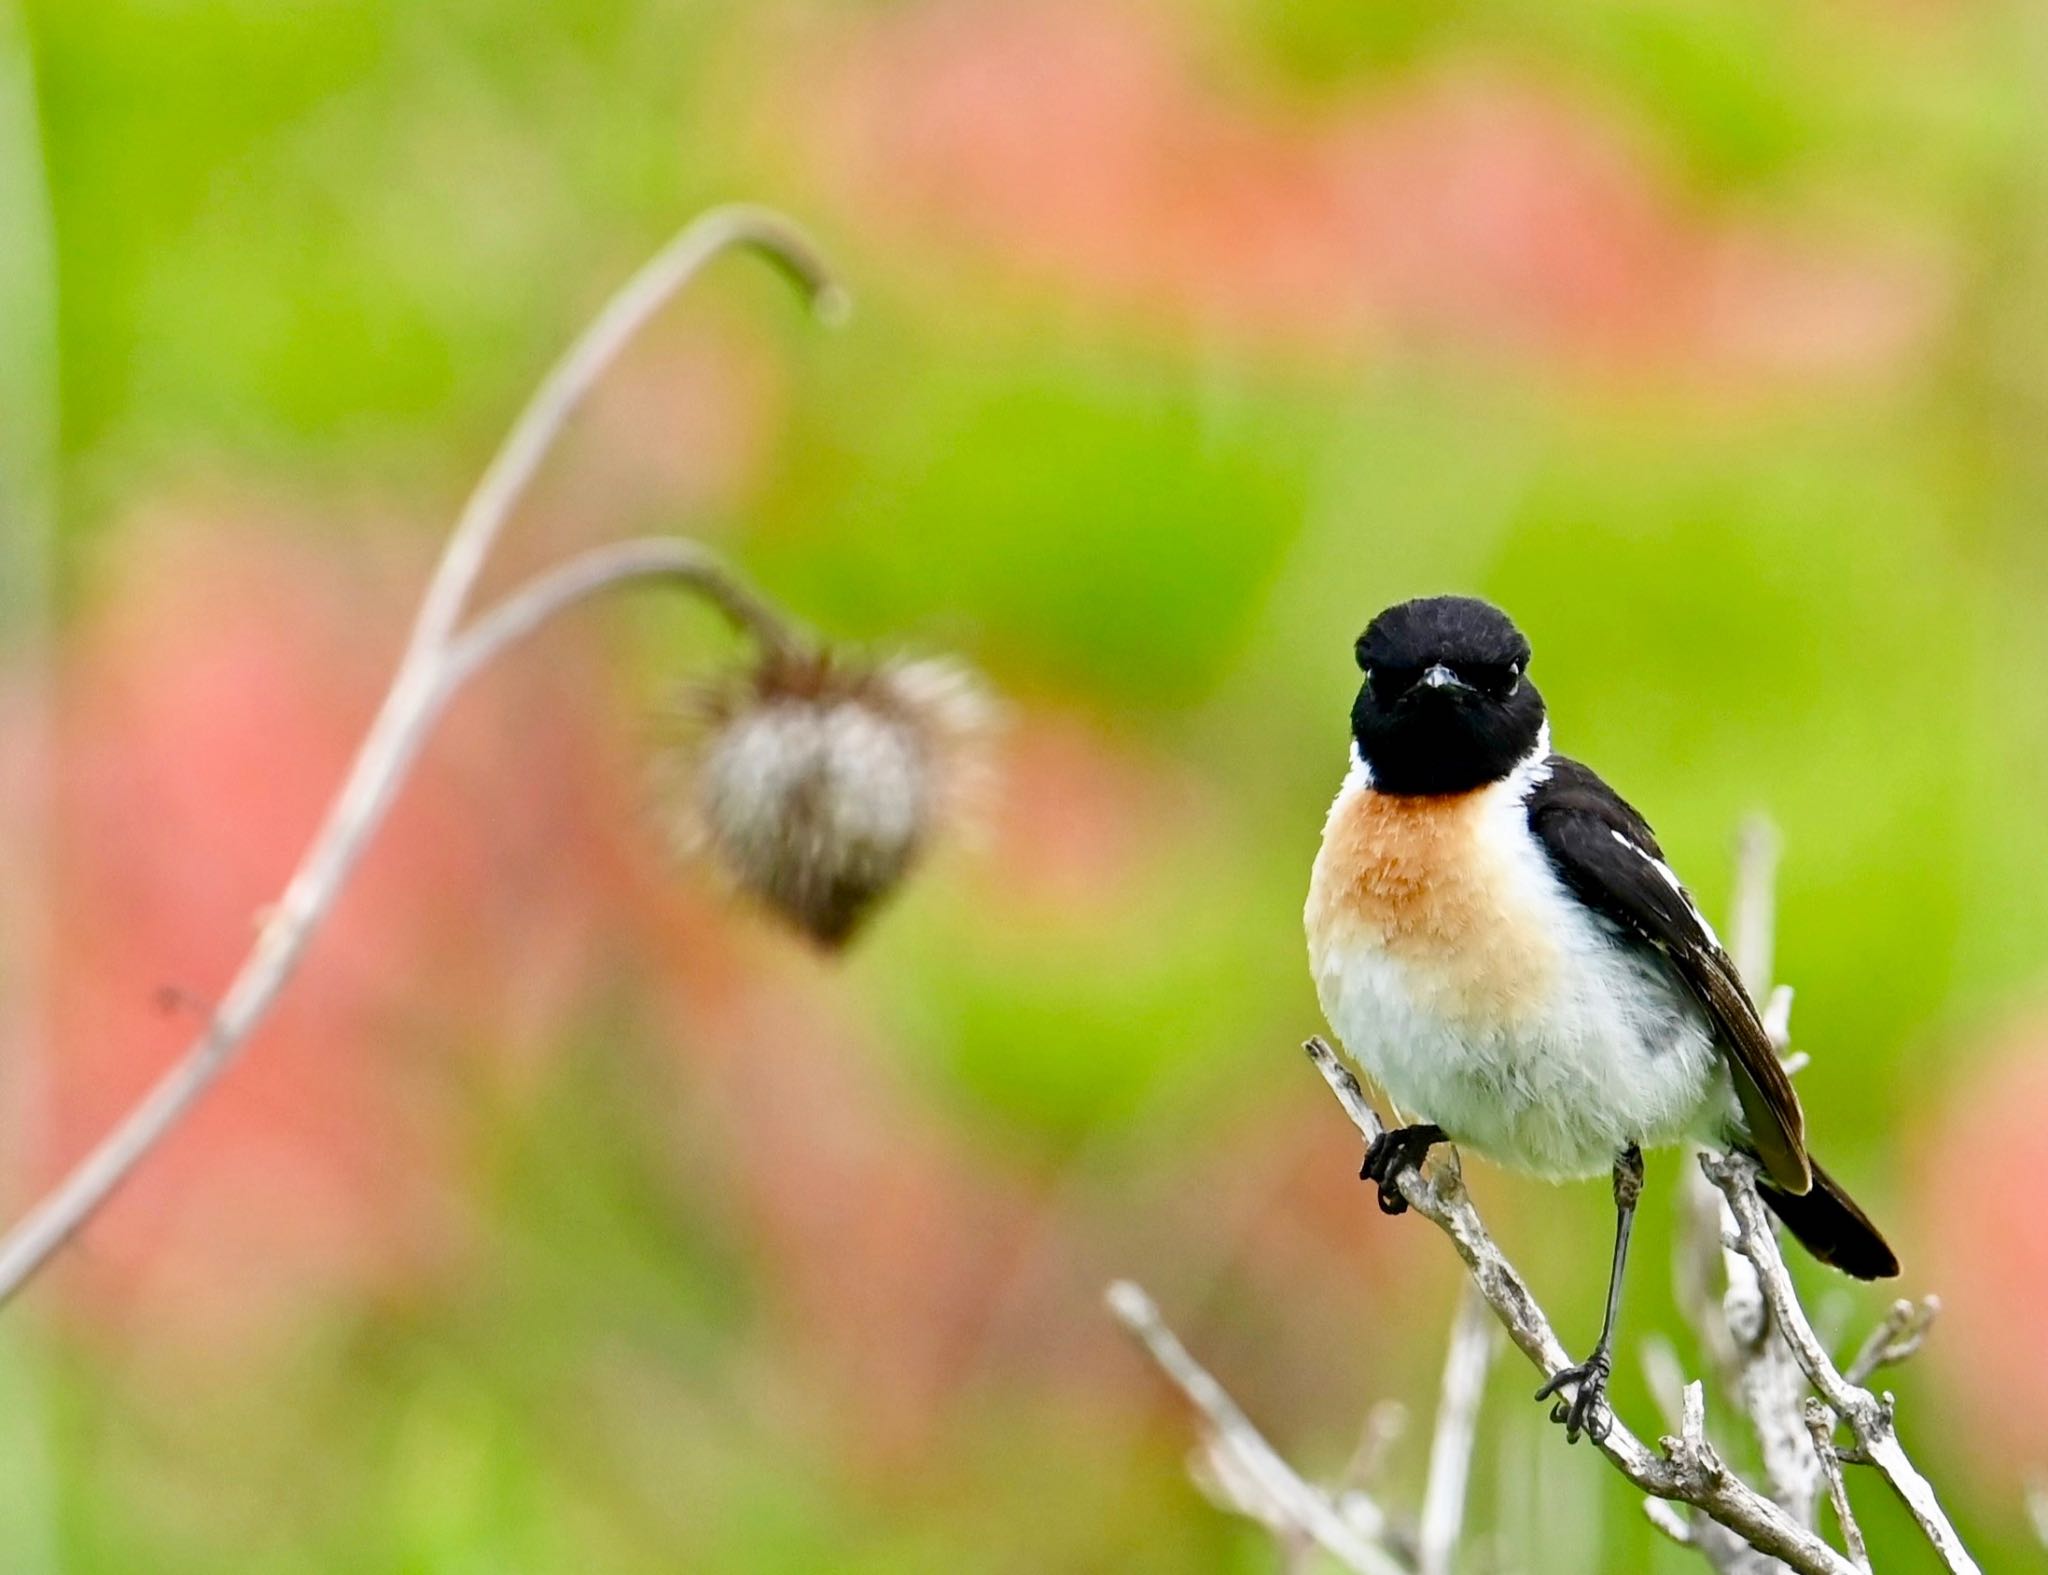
[1608,828,1722,949]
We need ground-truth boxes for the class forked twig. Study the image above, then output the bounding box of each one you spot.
[1842,1297,1941,1389]
[1804,1399,1869,1571]
[1705,1154,1976,1572]
[0,204,843,1306]
[1106,1281,1407,1575]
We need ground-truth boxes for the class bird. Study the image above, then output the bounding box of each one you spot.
[1304,594,1897,1444]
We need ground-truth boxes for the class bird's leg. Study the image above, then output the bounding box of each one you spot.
[1359,1122,1447,1216]
[1535,1143,1644,1445]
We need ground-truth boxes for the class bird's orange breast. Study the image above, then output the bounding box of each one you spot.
[1306,776,1559,1022]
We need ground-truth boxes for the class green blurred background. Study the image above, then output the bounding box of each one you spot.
[6,0,2048,1568]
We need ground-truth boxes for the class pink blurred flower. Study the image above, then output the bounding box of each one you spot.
[977,709,1202,915]
[1913,1029,2048,1463]
[784,0,1941,386]
[22,509,664,1347]
[661,962,1044,1463]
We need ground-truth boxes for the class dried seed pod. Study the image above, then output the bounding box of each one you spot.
[675,647,992,946]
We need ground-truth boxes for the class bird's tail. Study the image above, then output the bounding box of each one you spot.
[1755,1156,1899,1280]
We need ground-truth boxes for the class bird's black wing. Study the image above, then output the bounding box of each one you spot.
[1527,756,1811,1193]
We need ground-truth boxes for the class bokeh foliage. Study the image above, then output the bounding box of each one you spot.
[12,0,2048,1568]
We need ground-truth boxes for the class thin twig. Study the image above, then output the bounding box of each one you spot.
[1337,1401,1410,1496]
[1106,1281,1407,1575]
[1804,1400,1869,1571]
[1705,1154,1978,1574]
[1646,1497,1697,1547]
[1841,1297,1941,1388]
[0,205,842,1307]
[1417,1281,1496,1575]
[1698,821,1823,1551]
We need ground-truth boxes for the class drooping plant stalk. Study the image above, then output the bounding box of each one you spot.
[0,205,843,1307]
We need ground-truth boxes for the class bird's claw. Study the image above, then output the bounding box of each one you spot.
[1535,1350,1612,1445]
[1359,1124,1443,1216]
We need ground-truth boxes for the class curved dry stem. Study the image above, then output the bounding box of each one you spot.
[444,536,808,688]
[408,203,843,661]
[0,205,842,1308]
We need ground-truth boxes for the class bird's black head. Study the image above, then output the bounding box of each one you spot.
[1349,596,1545,795]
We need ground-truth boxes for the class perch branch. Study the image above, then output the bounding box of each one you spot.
[0,204,842,1308]
[1306,1038,1857,1575]
[1121,812,1969,1573]
[1106,1281,1407,1575]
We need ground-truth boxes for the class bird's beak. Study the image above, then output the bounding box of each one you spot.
[1419,663,1471,694]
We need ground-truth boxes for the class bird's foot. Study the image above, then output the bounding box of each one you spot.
[1359,1123,1446,1216]
[1535,1348,1612,1445]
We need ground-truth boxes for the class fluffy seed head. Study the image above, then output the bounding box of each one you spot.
[675,648,992,946]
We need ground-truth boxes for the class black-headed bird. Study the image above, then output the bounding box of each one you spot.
[1306,595,1896,1443]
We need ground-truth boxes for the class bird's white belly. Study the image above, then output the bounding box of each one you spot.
[1306,761,1723,1181]
[1313,926,1722,1179]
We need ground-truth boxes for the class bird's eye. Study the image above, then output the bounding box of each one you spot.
[1470,661,1522,698]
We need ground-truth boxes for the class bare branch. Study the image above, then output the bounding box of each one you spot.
[1105,1281,1408,1575]
[1417,1282,1497,1575]
[1705,1154,1978,1574]
[0,206,843,1308]
[1804,1399,1869,1571]
[1305,1039,1857,1575]
[1137,813,1969,1574]
[1689,824,1824,1544]
[1842,1297,1941,1388]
